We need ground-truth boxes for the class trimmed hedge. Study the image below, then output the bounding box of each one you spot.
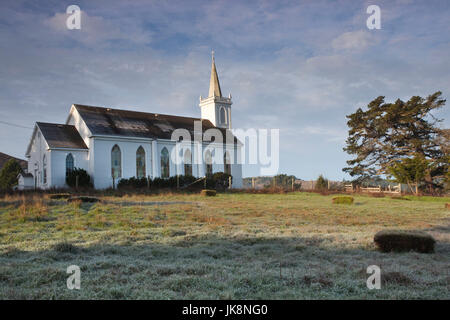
[332,196,354,205]
[200,189,216,197]
[374,230,436,253]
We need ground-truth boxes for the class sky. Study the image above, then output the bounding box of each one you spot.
[0,0,449,180]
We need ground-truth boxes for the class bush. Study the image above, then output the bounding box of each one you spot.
[0,159,23,191]
[200,189,216,196]
[66,168,92,188]
[116,174,230,191]
[374,230,436,253]
[446,203,450,209]
[53,241,78,253]
[315,175,328,191]
[118,177,148,189]
[211,172,232,190]
[332,196,354,204]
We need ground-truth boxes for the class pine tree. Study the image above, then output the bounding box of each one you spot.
[343,91,448,192]
[0,159,23,190]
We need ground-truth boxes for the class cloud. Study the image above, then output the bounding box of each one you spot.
[331,30,375,51]
[299,126,347,142]
[43,10,152,47]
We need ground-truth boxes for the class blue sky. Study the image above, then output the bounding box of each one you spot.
[0,0,449,179]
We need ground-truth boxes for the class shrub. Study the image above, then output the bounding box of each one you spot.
[117,177,148,189]
[53,241,78,253]
[116,174,230,191]
[332,196,354,204]
[374,230,436,253]
[315,175,328,191]
[66,168,92,188]
[200,189,216,197]
[211,172,232,190]
[68,196,100,203]
[446,203,450,209]
[0,159,23,191]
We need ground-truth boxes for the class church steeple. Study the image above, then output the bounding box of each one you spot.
[208,51,222,98]
[199,51,233,129]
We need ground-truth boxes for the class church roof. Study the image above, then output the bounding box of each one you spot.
[208,55,222,97]
[36,122,88,150]
[72,104,239,144]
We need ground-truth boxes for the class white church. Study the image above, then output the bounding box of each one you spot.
[20,55,243,190]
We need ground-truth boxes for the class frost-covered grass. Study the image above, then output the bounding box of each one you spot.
[0,192,449,299]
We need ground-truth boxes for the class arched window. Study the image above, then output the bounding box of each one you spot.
[224,151,231,175]
[136,146,146,178]
[42,155,47,184]
[66,153,74,177]
[161,147,170,178]
[205,150,213,176]
[220,107,227,124]
[184,149,192,176]
[111,145,122,179]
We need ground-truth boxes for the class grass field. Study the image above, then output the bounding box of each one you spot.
[0,192,449,299]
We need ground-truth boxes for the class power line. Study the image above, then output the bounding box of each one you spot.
[0,120,33,129]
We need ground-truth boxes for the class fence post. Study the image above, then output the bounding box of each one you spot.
[112,176,115,190]
[75,175,79,190]
[229,176,232,189]
[252,177,255,189]
[177,175,180,189]
[204,176,206,189]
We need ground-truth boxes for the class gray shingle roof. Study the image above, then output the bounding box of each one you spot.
[36,122,88,150]
[73,104,238,144]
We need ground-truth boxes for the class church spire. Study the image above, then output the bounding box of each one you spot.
[208,50,222,98]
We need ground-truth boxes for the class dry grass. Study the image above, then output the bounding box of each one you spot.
[0,192,449,299]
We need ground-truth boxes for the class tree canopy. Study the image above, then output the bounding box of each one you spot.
[343,91,448,192]
[0,159,23,190]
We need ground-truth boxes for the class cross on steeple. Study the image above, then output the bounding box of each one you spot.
[208,50,222,98]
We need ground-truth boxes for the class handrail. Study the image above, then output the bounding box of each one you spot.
[180,176,206,189]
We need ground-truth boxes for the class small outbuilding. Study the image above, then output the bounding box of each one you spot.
[17,172,34,190]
